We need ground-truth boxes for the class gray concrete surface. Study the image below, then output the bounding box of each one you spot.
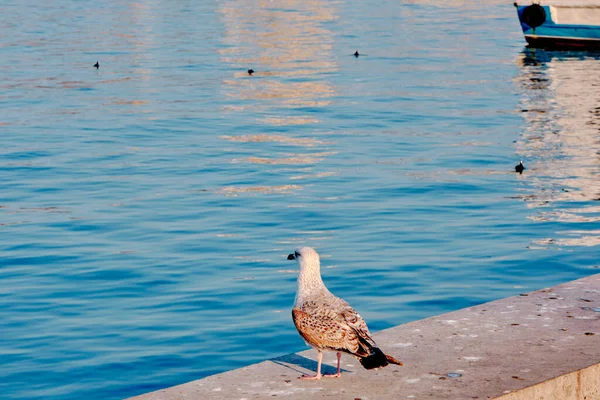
[130,274,600,400]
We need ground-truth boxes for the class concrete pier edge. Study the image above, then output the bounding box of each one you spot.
[130,273,600,400]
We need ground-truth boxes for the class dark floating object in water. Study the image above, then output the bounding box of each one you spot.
[94,61,99,69]
[515,160,525,173]
[247,68,254,75]
[354,51,359,57]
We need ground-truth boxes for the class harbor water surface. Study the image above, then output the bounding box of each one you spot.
[2,0,600,399]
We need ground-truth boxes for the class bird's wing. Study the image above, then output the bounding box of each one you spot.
[292,308,367,356]
[337,301,378,349]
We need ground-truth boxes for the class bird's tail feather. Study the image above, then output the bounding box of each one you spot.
[385,354,404,366]
[359,348,389,369]
[359,348,404,369]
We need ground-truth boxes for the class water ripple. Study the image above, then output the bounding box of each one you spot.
[1,1,599,399]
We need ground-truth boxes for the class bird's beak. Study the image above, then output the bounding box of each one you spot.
[287,254,295,260]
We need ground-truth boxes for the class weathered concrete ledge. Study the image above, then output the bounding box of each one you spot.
[131,274,600,400]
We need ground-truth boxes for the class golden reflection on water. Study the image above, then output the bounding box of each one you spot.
[218,0,338,116]
[215,184,301,196]
[290,171,337,180]
[517,50,600,247]
[220,134,329,146]
[216,0,339,194]
[232,151,336,166]
[262,116,320,125]
[243,155,322,165]
[108,100,149,106]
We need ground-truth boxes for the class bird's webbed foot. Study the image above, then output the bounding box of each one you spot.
[299,373,322,380]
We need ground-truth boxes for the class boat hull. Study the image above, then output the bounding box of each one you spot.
[525,34,600,50]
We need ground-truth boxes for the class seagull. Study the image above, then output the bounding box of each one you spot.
[94,61,99,69]
[247,68,254,75]
[354,51,360,57]
[287,247,403,380]
[515,160,525,173]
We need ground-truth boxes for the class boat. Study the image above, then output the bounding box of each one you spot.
[514,1,600,49]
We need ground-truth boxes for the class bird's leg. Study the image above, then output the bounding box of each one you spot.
[323,352,342,378]
[300,351,323,380]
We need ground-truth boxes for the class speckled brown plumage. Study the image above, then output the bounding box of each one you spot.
[288,247,403,380]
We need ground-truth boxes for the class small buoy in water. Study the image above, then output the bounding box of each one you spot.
[515,160,525,173]
[354,51,359,57]
[247,68,254,75]
[94,61,99,69]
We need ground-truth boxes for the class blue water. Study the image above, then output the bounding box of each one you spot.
[2,1,599,398]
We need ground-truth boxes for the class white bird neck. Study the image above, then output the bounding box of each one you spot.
[294,260,328,306]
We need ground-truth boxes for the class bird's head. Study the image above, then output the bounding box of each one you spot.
[287,246,320,272]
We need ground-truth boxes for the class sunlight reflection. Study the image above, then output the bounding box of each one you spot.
[243,155,323,165]
[215,184,301,196]
[290,171,337,180]
[216,0,338,192]
[217,1,337,118]
[233,151,336,165]
[262,116,320,125]
[220,134,329,146]
[516,49,600,247]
